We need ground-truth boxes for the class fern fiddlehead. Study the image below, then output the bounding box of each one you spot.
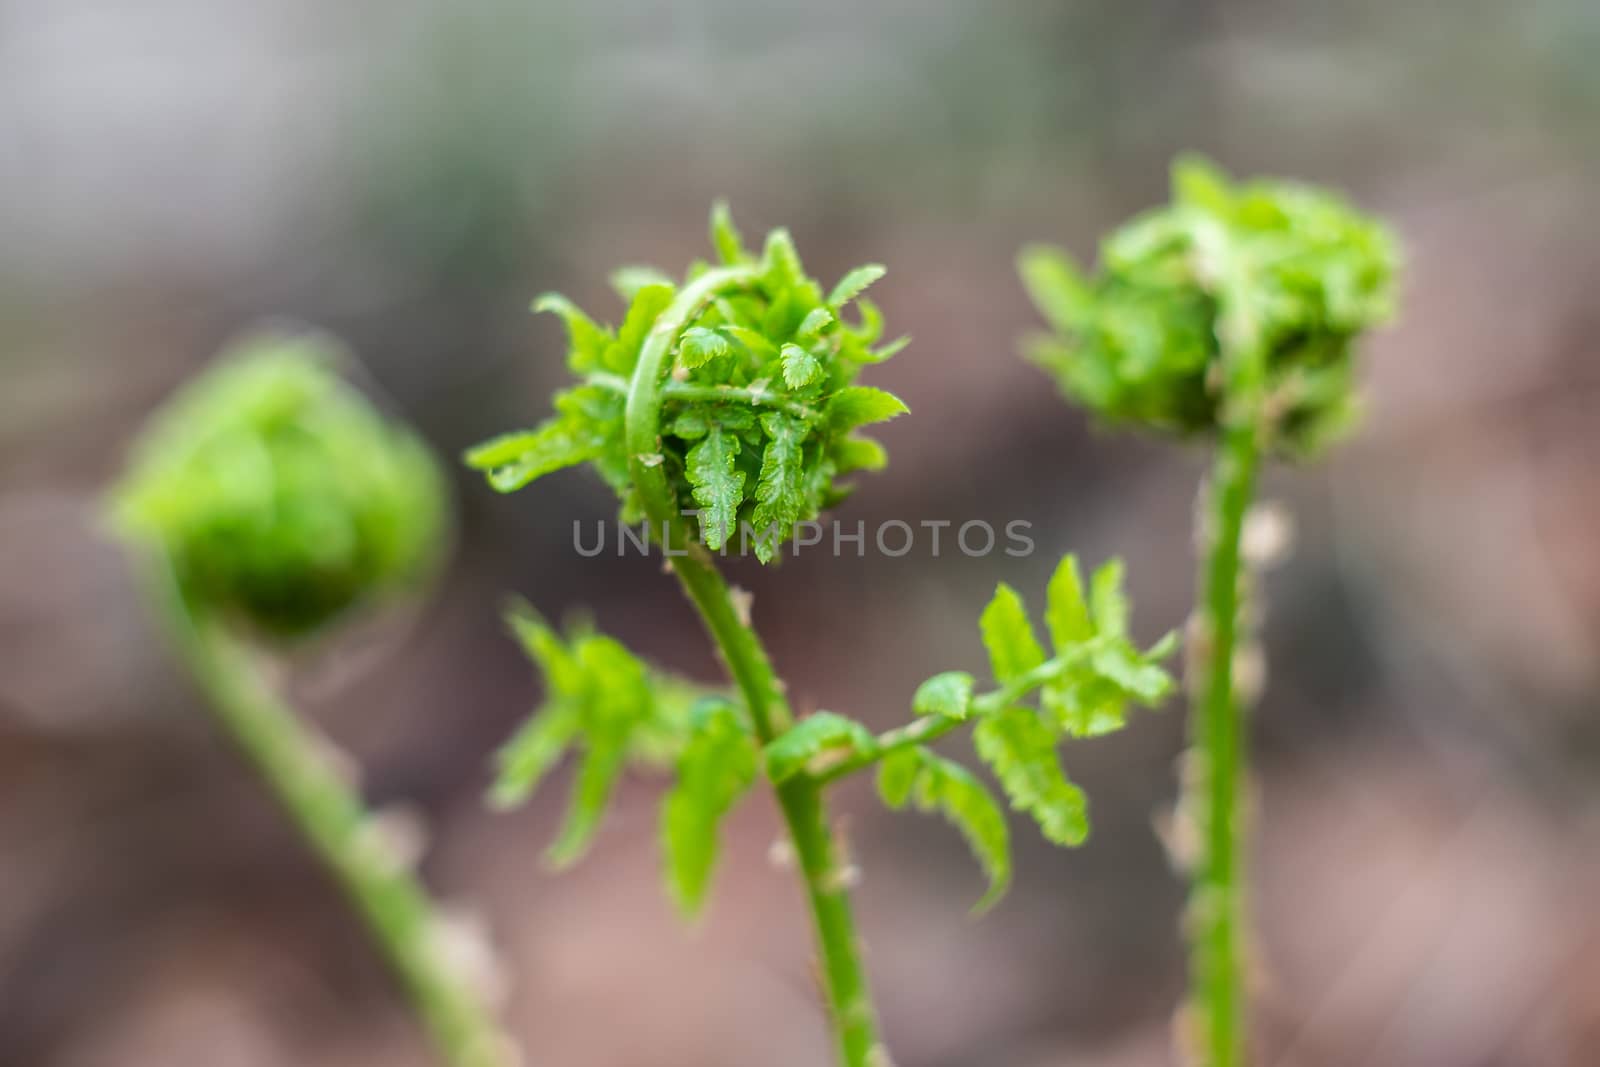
[471,205,1177,1066]
[111,333,514,1067]
[1019,157,1399,1066]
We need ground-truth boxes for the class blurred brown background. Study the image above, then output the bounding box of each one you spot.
[3,2,1600,1065]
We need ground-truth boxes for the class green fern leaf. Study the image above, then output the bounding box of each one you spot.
[852,298,884,344]
[1044,554,1093,650]
[780,344,824,389]
[796,307,834,341]
[1171,153,1235,214]
[661,700,758,916]
[980,583,1047,683]
[973,707,1088,846]
[1042,675,1128,739]
[686,423,745,551]
[488,704,579,810]
[503,601,584,691]
[602,284,675,375]
[828,265,886,310]
[1089,640,1173,704]
[544,635,654,867]
[749,413,807,562]
[911,670,976,721]
[547,741,629,868]
[765,711,877,783]
[877,747,1011,911]
[761,228,807,292]
[1016,246,1091,334]
[678,326,731,369]
[865,335,910,363]
[464,410,603,492]
[710,201,749,266]
[826,387,908,432]
[533,293,614,373]
[1089,558,1129,638]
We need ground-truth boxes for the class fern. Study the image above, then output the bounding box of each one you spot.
[112,332,511,1067]
[469,204,1178,1067]
[827,264,886,310]
[764,711,879,783]
[806,555,1176,909]
[1018,155,1398,456]
[466,204,909,562]
[662,699,758,916]
[980,582,1048,682]
[911,671,977,721]
[1019,158,1400,1067]
[973,708,1088,847]
[489,603,721,868]
[684,422,745,551]
[877,747,1010,912]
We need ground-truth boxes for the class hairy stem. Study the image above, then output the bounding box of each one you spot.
[143,557,511,1067]
[1190,420,1259,1067]
[625,269,886,1067]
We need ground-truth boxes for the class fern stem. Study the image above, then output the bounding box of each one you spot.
[625,269,887,1067]
[1190,419,1259,1067]
[811,655,1083,786]
[590,371,821,422]
[143,557,511,1067]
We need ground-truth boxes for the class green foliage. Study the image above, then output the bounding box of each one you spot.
[662,699,759,917]
[464,386,611,492]
[466,204,910,562]
[979,582,1048,682]
[490,604,719,868]
[911,671,976,721]
[1018,156,1399,456]
[684,421,746,550]
[1037,556,1175,738]
[827,265,886,310]
[825,387,910,433]
[679,326,731,369]
[111,331,447,638]
[877,747,1010,912]
[967,557,1174,842]
[973,707,1089,847]
[765,711,879,783]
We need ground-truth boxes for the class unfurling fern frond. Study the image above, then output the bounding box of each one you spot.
[1019,156,1399,456]
[466,204,910,562]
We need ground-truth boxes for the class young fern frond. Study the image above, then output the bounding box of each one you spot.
[111,333,513,1067]
[1019,157,1400,1067]
[113,333,447,638]
[808,555,1176,907]
[470,205,905,1067]
[466,202,908,562]
[487,602,731,872]
[876,747,1011,913]
[662,698,758,917]
[470,205,1173,1066]
[1018,155,1397,455]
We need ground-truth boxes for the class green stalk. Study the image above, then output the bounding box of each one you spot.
[811,655,1086,786]
[1190,419,1259,1067]
[587,371,822,423]
[625,268,887,1067]
[143,557,511,1067]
